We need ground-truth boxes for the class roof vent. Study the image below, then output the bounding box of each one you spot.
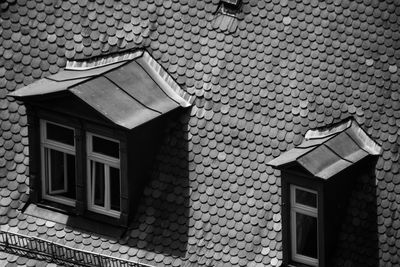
[219,0,242,16]
[221,0,240,7]
[212,0,241,32]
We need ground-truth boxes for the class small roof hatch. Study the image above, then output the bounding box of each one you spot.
[219,0,242,16]
[221,0,241,7]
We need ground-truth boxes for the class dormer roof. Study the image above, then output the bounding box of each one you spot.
[9,50,193,129]
[268,118,382,179]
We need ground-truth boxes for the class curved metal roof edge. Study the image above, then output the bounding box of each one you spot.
[268,117,383,179]
[8,48,194,109]
[138,51,194,107]
[65,49,144,70]
[305,117,353,140]
[348,121,382,155]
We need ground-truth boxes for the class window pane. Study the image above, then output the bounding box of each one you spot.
[92,135,119,158]
[295,188,317,208]
[110,167,120,211]
[65,154,76,199]
[296,213,318,259]
[46,149,75,199]
[49,150,65,192]
[46,122,74,146]
[93,161,105,207]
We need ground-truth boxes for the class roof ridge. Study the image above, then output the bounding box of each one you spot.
[304,117,353,140]
[66,49,144,70]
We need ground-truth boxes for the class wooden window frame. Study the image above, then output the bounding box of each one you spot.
[281,171,325,267]
[40,120,76,207]
[290,185,318,267]
[33,110,128,225]
[86,133,121,218]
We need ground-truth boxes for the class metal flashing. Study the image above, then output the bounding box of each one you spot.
[8,50,192,129]
[268,119,383,179]
[65,50,144,70]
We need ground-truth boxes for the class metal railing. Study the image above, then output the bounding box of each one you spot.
[0,230,153,267]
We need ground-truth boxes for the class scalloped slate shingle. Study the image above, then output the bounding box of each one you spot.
[0,251,56,267]
[1,0,400,266]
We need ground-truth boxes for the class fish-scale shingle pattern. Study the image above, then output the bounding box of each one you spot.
[0,251,57,267]
[0,0,30,229]
[1,0,400,266]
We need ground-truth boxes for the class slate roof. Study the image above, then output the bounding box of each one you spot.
[0,251,56,266]
[0,0,400,266]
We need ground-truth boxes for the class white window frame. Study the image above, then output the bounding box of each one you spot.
[87,133,121,218]
[40,120,76,207]
[290,185,318,267]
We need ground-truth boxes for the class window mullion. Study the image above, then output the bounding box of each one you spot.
[43,140,75,153]
[292,205,317,216]
[89,152,119,164]
[87,154,119,167]
[91,161,95,208]
[64,153,68,192]
[47,149,52,193]
[290,209,297,261]
[105,164,110,210]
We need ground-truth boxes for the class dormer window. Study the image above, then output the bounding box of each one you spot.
[268,118,382,267]
[9,49,193,226]
[290,185,318,266]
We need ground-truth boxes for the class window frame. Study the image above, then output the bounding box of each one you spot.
[86,132,121,218]
[40,119,77,207]
[280,171,325,267]
[27,104,131,227]
[290,185,318,267]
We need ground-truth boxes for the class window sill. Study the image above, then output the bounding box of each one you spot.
[42,194,76,207]
[288,262,315,267]
[24,204,126,237]
[24,203,73,225]
[88,205,121,218]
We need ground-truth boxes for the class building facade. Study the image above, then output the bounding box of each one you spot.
[0,0,400,266]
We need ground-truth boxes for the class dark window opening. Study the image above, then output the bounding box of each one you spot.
[295,213,318,259]
[92,161,105,207]
[45,149,76,199]
[46,122,75,146]
[92,135,120,159]
[110,167,121,211]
